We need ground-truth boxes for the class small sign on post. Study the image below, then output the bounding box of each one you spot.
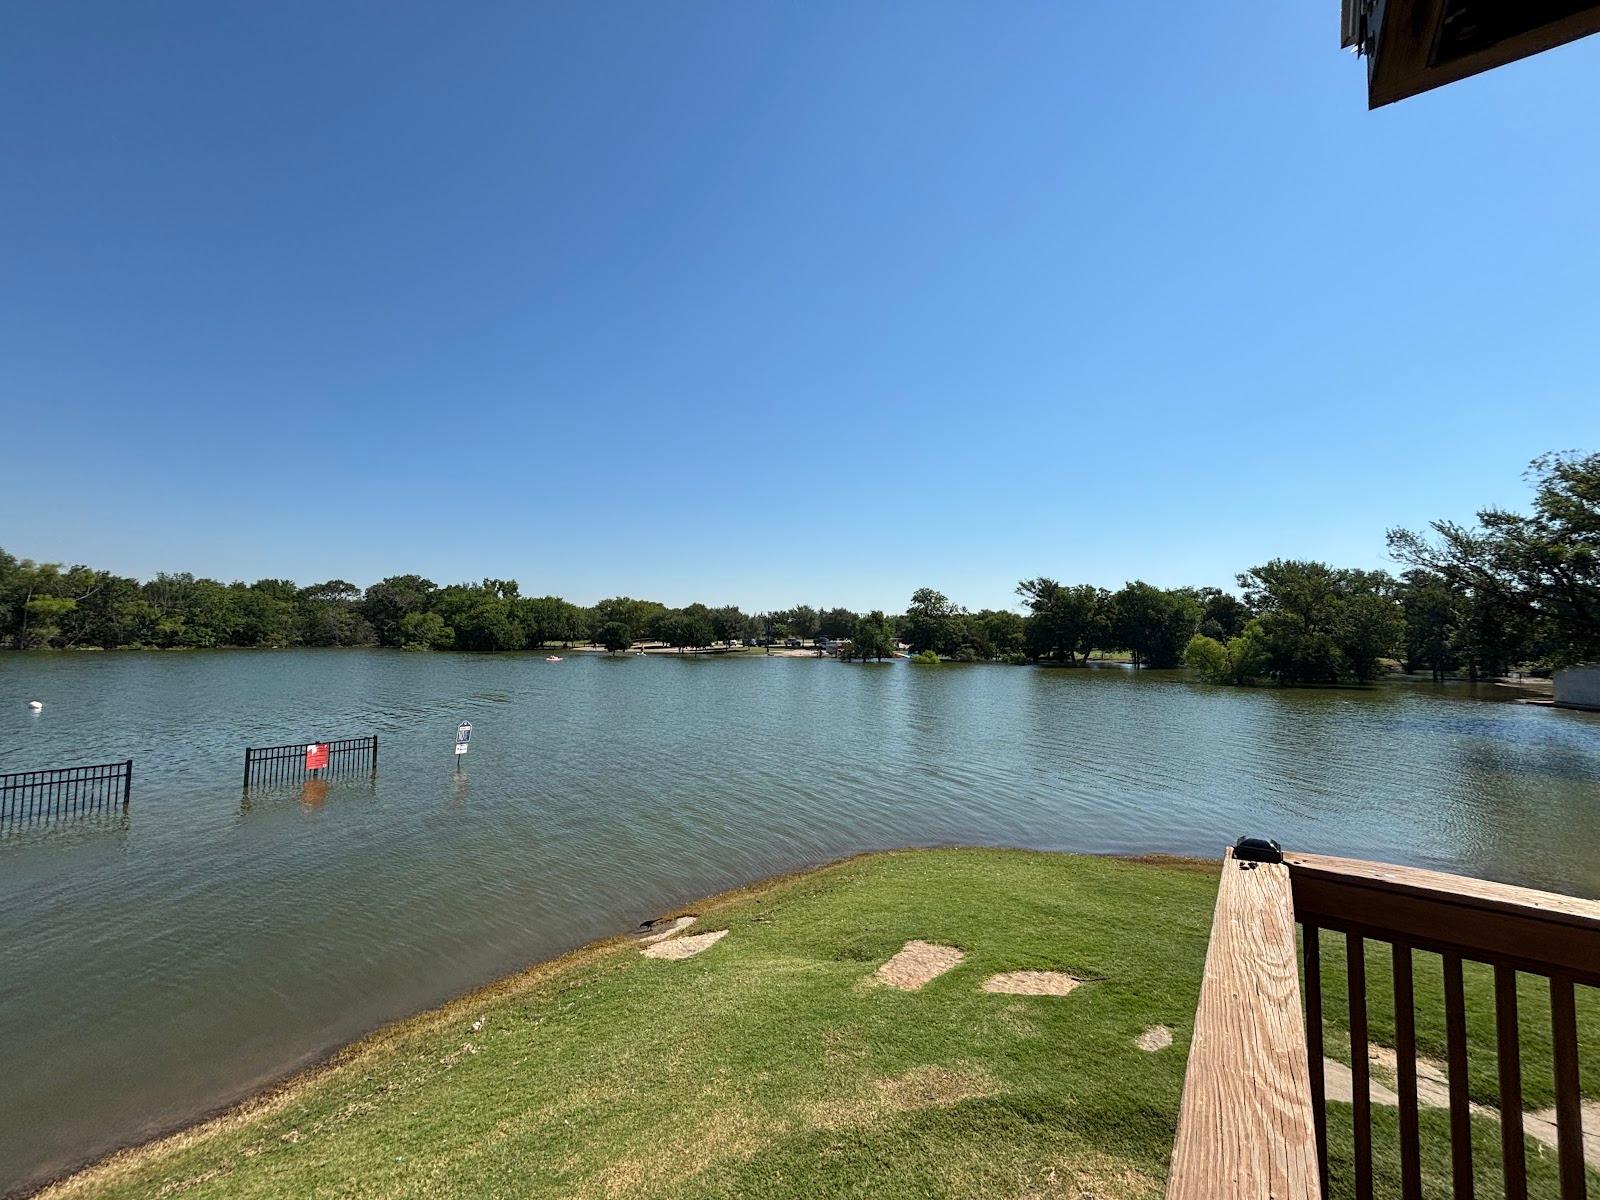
[454,721,471,771]
[305,743,330,772]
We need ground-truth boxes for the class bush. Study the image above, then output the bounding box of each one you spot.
[1002,652,1028,665]
[1184,624,1267,685]
[952,647,978,663]
[912,649,941,665]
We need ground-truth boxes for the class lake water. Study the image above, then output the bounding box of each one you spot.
[2,649,1598,1192]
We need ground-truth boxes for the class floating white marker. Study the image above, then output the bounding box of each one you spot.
[28,700,43,711]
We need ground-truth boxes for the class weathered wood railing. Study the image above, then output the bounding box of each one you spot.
[1168,842,1598,1199]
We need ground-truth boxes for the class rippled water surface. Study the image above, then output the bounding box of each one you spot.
[2,649,1598,1191]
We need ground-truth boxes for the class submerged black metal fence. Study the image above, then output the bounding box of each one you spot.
[242,735,378,790]
[1,760,133,823]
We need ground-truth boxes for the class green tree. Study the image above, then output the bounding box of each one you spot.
[772,604,820,640]
[844,611,895,661]
[589,597,666,644]
[975,610,1026,660]
[818,607,859,640]
[1110,582,1201,668]
[1185,624,1268,684]
[903,588,961,656]
[434,583,525,651]
[659,604,715,652]
[1389,451,1600,667]
[1196,587,1252,641]
[400,611,454,650]
[597,620,632,654]
[298,580,373,647]
[1238,561,1401,685]
[710,605,750,645]
[361,575,438,648]
[1397,571,1461,681]
[1016,578,1107,664]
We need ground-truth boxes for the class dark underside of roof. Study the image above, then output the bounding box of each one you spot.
[1348,0,1600,106]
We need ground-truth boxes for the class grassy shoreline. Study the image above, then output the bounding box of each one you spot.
[30,848,1599,1199]
[37,849,1220,1200]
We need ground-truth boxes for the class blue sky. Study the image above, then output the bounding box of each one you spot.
[3,2,1597,613]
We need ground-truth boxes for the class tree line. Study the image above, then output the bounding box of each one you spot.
[4,452,1595,684]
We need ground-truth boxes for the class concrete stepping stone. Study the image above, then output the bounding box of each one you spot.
[981,971,1084,996]
[874,941,964,990]
[1323,1051,1599,1169]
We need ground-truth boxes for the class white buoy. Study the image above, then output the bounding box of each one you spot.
[28,700,43,711]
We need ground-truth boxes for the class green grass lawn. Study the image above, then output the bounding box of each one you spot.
[48,850,1218,1200]
[43,849,1599,1199]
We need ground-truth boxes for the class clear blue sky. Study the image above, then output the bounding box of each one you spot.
[3,3,1597,613]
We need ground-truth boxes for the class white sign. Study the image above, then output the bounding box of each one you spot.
[455,721,472,755]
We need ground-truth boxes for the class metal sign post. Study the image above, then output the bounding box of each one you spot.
[454,721,472,772]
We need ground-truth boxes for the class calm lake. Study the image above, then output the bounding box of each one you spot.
[2,649,1598,1192]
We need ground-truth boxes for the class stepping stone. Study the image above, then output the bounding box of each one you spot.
[981,971,1084,996]
[641,929,727,960]
[1323,1053,1600,1170]
[874,941,964,991]
[1136,1025,1174,1052]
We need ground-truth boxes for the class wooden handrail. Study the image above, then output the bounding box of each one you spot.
[1166,848,1320,1199]
[1284,852,1600,986]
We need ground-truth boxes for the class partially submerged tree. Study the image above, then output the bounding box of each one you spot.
[845,611,895,662]
[1235,561,1402,685]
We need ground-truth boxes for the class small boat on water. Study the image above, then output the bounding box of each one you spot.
[545,656,563,663]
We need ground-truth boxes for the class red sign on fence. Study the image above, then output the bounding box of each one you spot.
[304,743,329,771]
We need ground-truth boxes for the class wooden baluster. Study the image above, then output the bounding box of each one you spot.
[1550,976,1586,1200]
[1393,942,1423,1200]
[1495,965,1527,1200]
[1443,953,1475,1199]
[1348,934,1373,1200]
[1303,925,1328,1198]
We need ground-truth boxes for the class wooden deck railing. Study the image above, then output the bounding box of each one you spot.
[1168,842,1599,1199]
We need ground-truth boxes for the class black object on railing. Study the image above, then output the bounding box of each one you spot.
[1233,834,1284,864]
[242,735,378,791]
[0,759,132,823]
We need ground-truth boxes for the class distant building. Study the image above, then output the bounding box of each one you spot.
[1552,665,1600,712]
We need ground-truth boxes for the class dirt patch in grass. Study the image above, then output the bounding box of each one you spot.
[1135,1025,1173,1052]
[641,929,727,961]
[982,971,1085,997]
[580,1105,765,1198]
[1023,1148,1162,1198]
[874,940,964,990]
[810,1063,999,1130]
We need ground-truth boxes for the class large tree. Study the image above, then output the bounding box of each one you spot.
[1237,561,1402,684]
[902,588,962,655]
[1016,578,1108,664]
[844,611,895,661]
[1109,582,1201,668]
[1389,451,1600,667]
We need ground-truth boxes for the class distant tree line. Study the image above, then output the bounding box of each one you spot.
[1185,452,1600,685]
[5,453,1595,686]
